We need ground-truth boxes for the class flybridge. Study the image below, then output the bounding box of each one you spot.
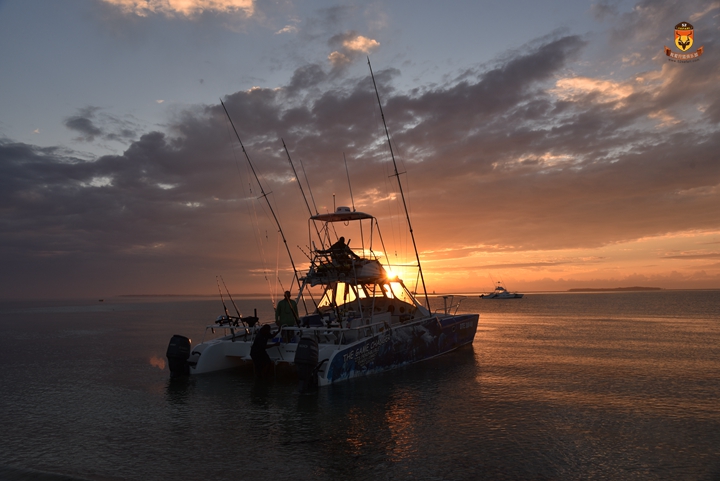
[310,208,374,222]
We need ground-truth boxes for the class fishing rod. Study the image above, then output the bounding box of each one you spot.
[220,99,302,295]
[282,139,325,249]
[344,152,366,256]
[343,152,356,212]
[219,275,242,320]
[368,58,430,310]
[296,152,337,246]
[216,276,230,319]
[219,275,258,328]
[280,140,325,314]
[298,153,320,215]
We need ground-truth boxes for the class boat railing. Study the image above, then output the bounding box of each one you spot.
[433,295,467,316]
[267,320,393,346]
[201,325,251,343]
[200,312,405,347]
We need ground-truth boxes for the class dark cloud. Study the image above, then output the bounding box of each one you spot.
[64,106,138,143]
[285,63,328,95]
[2,14,720,297]
[64,116,104,141]
[64,107,103,141]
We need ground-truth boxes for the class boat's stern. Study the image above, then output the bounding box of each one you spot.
[166,334,191,376]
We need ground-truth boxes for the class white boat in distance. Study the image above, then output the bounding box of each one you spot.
[166,207,479,387]
[480,282,524,299]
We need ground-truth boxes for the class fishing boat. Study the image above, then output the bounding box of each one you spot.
[165,60,479,387]
[480,282,524,299]
[167,207,479,387]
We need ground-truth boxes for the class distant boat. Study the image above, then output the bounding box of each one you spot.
[480,282,523,299]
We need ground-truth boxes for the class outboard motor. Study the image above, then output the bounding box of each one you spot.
[294,337,319,393]
[166,334,191,376]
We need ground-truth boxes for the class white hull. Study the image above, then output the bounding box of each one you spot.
[481,282,523,299]
[480,292,523,299]
[183,311,478,385]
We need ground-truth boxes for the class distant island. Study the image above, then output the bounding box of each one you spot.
[567,287,662,292]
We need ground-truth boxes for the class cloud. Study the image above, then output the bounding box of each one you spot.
[63,107,138,144]
[343,35,380,53]
[64,111,104,142]
[328,50,351,68]
[689,2,720,21]
[450,261,575,271]
[100,0,255,18]
[328,31,380,68]
[276,25,297,35]
[662,253,720,260]
[551,77,635,106]
[2,12,720,297]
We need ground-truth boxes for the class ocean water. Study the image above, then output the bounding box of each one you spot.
[1,291,719,481]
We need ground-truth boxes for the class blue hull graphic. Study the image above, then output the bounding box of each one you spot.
[324,313,479,384]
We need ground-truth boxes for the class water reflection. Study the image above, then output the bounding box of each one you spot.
[385,393,419,462]
[6,292,712,481]
[149,356,166,370]
[164,376,193,406]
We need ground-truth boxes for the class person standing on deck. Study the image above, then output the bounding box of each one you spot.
[275,291,299,327]
[250,324,278,377]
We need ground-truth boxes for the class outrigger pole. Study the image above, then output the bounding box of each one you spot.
[368,58,431,310]
[282,139,325,249]
[220,99,302,296]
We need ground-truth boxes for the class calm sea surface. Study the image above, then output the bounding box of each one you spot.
[1,291,719,481]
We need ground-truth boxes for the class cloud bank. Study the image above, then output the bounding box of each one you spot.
[2,1,720,298]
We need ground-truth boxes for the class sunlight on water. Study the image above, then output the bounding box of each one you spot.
[149,356,166,370]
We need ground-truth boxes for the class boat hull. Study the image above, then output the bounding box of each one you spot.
[318,313,478,386]
[188,335,253,375]
[481,293,523,299]
[177,313,479,386]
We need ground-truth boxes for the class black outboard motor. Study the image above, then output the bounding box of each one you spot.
[166,335,191,376]
[295,337,319,393]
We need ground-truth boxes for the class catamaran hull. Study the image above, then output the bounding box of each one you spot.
[173,313,479,386]
[187,336,253,375]
[318,313,479,386]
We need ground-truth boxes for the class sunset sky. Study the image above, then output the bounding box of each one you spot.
[1,0,719,300]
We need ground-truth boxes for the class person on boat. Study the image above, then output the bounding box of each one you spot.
[275,290,299,328]
[321,237,360,266]
[250,324,278,377]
